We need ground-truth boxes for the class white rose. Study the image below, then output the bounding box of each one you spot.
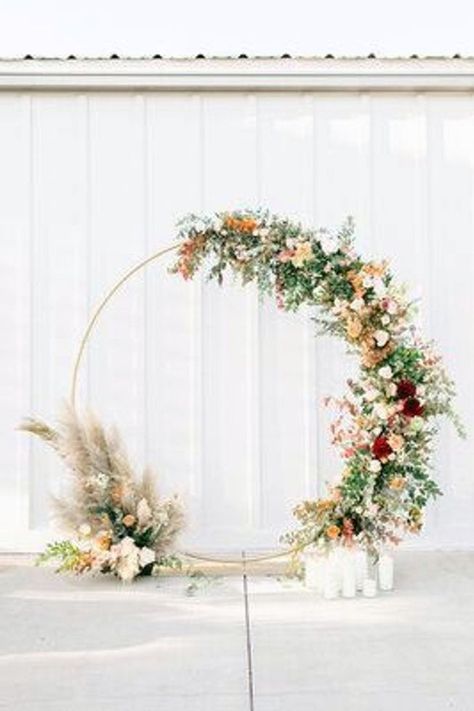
[350,297,365,312]
[379,366,393,380]
[374,403,388,420]
[374,330,389,348]
[117,558,140,583]
[139,547,156,568]
[320,235,338,255]
[364,388,378,402]
[381,314,390,326]
[114,537,140,583]
[373,277,386,297]
[369,460,382,473]
[387,383,397,397]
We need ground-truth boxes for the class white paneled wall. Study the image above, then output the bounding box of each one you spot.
[1,88,473,551]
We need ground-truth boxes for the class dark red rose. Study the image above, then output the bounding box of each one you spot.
[372,435,393,461]
[402,397,424,418]
[396,379,417,400]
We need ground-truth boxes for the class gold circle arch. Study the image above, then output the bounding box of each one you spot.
[70,241,296,566]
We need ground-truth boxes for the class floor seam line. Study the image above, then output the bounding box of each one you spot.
[242,550,255,711]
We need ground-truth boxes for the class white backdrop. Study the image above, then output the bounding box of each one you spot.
[1,69,473,551]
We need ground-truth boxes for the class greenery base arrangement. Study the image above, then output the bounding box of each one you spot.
[21,409,185,582]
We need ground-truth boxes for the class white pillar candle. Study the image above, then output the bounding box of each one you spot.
[332,547,344,593]
[354,549,368,591]
[378,553,394,591]
[304,552,320,590]
[323,551,340,600]
[342,550,356,598]
[363,578,377,598]
[316,555,328,595]
[323,573,340,600]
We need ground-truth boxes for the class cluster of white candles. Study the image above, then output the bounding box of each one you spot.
[304,547,394,599]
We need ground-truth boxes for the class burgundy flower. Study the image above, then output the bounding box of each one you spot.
[402,397,424,418]
[396,379,417,400]
[372,435,393,461]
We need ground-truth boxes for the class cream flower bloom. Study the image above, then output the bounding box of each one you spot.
[372,277,387,297]
[350,297,365,312]
[386,299,398,315]
[320,234,338,255]
[113,537,140,583]
[369,459,382,473]
[137,497,152,526]
[78,523,92,537]
[139,547,156,568]
[379,365,393,380]
[387,382,397,397]
[374,403,389,420]
[364,387,378,402]
[374,329,390,348]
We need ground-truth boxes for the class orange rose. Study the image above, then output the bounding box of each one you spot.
[240,218,257,233]
[326,524,340,540]
[223,215,257,233]
[123,514,136,527]
[347,270,365,297]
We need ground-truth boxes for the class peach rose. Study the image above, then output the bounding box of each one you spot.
[123,514,136,528]
[389,476,405,491]
[388,433,404,452]
[95,531,112,551]
[346,316,363,340]
[291,242,313,267]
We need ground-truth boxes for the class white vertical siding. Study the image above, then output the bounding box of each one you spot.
[0,88,473,551]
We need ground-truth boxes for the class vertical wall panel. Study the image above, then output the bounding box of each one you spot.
[1,88,474,552]
[258,94,316,538]
[200,94,260,549]
[145,93,202,545]
[0,95,31,546]
[424,96,474,546]
[30,94,89,528]
[87,94,147,465]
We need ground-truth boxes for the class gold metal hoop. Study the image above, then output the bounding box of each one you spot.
[69,240,295,566]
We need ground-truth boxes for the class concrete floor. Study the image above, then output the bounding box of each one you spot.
[0,552,473,711]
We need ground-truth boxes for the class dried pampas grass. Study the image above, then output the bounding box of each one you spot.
[19,407,185,562]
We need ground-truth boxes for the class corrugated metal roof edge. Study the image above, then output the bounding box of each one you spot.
[0,53,471,61]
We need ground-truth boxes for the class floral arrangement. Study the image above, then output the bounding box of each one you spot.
[171,209,463,558]
[21,409,184,582]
